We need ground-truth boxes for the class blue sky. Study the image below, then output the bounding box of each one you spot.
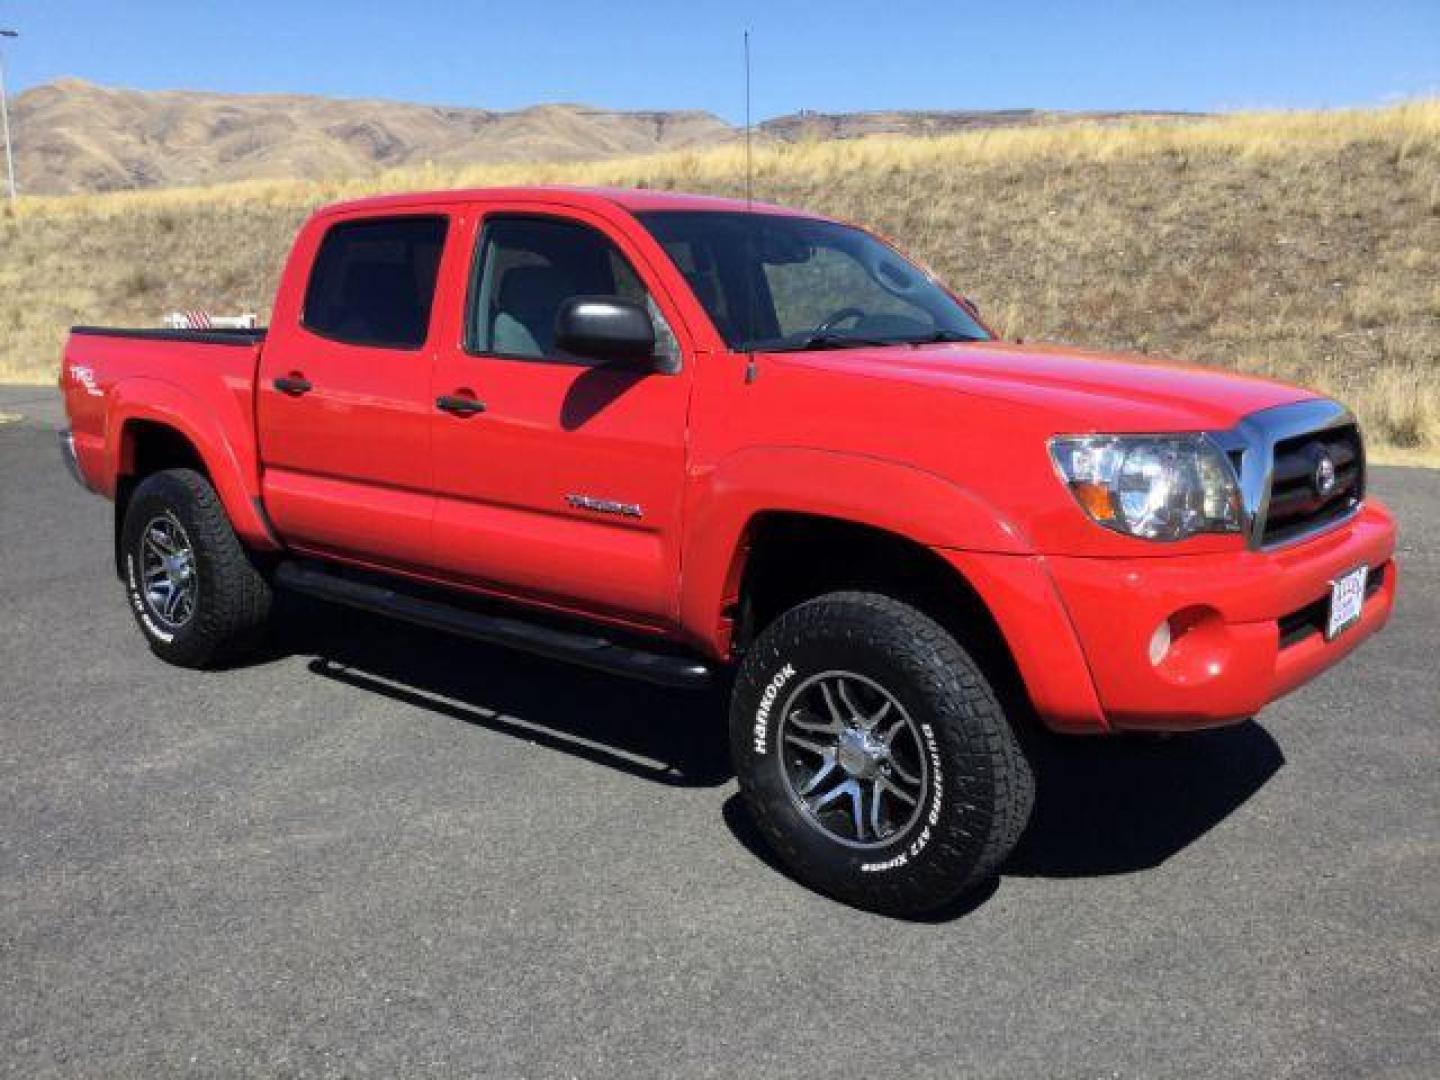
[1,1,1436,118]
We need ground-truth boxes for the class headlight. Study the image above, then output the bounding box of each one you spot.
[1048,434,1242,541]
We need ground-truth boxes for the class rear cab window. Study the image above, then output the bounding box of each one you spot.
[303,216,449,349]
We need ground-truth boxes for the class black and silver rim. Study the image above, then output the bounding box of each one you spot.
[139,512,198,629]
[776,671,929,849]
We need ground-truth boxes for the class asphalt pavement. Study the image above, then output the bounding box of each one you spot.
[2,385,1436,1078]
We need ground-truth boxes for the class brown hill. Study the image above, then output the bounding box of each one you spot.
[759,107,1193,141]
[8,80,1196,196]
[9,79,737,195]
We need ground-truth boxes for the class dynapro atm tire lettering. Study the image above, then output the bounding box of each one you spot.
[861,722,943,874]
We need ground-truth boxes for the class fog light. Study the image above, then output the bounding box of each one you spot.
[1149,619,1172,666]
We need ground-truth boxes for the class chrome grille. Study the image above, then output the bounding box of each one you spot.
[1211,399,1366,550]
[1261,423,1364,546]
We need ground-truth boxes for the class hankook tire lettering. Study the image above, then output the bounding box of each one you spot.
[752,662,796,755]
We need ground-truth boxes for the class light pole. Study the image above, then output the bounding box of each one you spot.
[0,29,17,203]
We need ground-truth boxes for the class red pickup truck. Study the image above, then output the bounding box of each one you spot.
[60,186,1397,915]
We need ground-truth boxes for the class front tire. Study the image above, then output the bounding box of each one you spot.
[120,468,271,668]
[730,591,1033,916]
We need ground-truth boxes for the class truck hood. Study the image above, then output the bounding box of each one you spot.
[777,340,1316,431]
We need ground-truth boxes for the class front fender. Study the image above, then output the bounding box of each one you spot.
[106,377,278,551]
[678,446,1031,655]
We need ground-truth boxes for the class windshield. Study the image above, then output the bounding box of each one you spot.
[634,210,989,352]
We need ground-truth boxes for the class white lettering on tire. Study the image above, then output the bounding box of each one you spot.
[860,721,943,873]
[126,551,175,644]
[752,663,796,755]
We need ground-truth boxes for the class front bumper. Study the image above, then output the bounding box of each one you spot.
[941,500,1397,733]
[1048,501,1397,730]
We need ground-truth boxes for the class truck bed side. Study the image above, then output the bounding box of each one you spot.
[60,327,280,552]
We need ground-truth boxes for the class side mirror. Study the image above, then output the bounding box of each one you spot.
[554,296,659,367]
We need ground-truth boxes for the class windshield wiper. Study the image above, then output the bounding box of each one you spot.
[899,330,986,346]
[770,333,897,353]
[755,329,985,353]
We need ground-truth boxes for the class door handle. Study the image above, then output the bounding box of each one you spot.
[436,393,487,417]
[273,374,313,396]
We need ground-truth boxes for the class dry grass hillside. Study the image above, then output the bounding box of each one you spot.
[9,80,1163,196]
[1,101,1437,461]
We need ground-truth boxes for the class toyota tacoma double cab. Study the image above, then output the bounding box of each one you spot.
[60,187,1398,915]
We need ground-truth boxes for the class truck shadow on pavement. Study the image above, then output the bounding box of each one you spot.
[1003,722,1285,878]
[272,595,734,788]
[272,596,1285,914]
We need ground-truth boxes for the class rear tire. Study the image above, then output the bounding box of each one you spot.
[730,591,1033,917]
[120,468,271,668]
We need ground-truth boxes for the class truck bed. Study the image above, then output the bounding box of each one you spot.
[61,324,271,534]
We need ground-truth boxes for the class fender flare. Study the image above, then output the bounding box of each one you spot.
[106,376,279,551]
[678,446,1031,655]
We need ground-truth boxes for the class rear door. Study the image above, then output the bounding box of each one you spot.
[257,212,453,570]
[427,204,693,626]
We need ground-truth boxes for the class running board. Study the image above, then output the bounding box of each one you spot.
[274,561,713,690]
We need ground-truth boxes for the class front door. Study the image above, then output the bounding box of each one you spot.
[427,206,693,627]
[257,212,452,570]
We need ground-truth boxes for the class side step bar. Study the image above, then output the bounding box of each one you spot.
[274,561,713,690]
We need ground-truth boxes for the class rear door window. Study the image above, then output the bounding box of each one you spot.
[303,216,449,349]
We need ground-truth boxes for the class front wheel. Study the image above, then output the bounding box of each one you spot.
[729,591,1033,916]
[120,468,272,668]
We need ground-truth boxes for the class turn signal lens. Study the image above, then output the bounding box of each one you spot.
[1071,481,1117,523]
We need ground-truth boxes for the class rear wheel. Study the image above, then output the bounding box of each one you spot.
[730,591,1033,916]
[120,468,271,668]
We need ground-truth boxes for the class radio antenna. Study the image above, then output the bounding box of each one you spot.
[744,29,753,210]
[741,29,759,384]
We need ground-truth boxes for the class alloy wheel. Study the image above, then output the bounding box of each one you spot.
[776,670,930,849]
[139,512,199,629]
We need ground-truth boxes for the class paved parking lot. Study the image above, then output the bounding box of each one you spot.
[2,388,1437,1077]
